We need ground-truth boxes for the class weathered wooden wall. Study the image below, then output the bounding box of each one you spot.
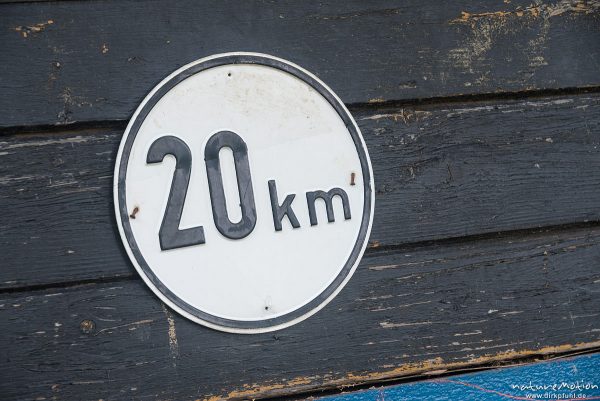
[1,1,600,400]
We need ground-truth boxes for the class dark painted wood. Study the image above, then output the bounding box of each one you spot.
[2,1,599,400]
[1,225,599,400]
[1,0,599,128]
[2,95,600,289]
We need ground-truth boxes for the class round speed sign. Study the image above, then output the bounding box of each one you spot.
[114,53,374,333]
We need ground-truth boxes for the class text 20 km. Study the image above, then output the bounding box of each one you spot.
[145,131,352,251]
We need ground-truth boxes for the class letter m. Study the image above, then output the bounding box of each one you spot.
[306,188,351,226]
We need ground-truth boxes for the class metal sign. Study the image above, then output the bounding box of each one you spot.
[114,53,374,333]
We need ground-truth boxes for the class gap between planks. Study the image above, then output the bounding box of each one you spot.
[1,85,600,137]
[2,219,600,295]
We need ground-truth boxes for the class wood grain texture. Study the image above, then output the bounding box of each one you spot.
[1,0,599,128]
[2,94,600,289]
[1,225,599,400]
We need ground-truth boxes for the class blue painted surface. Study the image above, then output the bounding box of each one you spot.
[319,353,600,401]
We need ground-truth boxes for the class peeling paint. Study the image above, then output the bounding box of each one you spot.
[0,135,102,151]
[448,0,600,74]
[58,88,92,124]
[14,20,54,38]
[161,303,179,363]
[360,109,431,123]
[380,321,436,328]
[93,319,153,336]
[451,0,598,24]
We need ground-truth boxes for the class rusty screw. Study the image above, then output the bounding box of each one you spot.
[80,319,95,334]
[129,206,139,219]
[350,172,356,186]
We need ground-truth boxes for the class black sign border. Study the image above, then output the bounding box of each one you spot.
[116,54,373,331]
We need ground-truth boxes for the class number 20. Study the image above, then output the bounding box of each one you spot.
[146,131,257,251]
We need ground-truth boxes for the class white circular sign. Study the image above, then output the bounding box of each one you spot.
[114,53,374,333]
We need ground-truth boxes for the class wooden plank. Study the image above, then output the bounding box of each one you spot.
[1,0,600,128]
[316,353,600,401]
[2,94,600,289]
[1,225,599,400]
